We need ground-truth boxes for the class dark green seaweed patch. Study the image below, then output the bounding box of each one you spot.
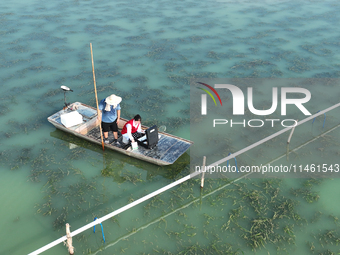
[176,241,243,255]
[36,176,101,230]
[66,147,86,160]
[50,46,74,54]
[0,102,9,116]
[178,35,211,44]
[207,51,228,60]
[101,164,125,184]
[242,217,278,250]
[138,177,310,254]
[290,188,319,203]
[8,45,30,53]
[7,117,44,135]
[310,211,323,224]
[126,34,150,42]
[308,221,340,255]
[221,179,306,252]
[15,147,33,168]
[231,59,276,70]
[1,58,29,69]
[13,64,56,76]
[313,71,340,78]
[128,75,148,85]
[85,24,128,35]
[167,74,191,85]
[164,62,182,72]
[121,171,143,185]
[120,42,147,49]
[318,229,340,245]
[240,6,276,16]
[269,50,293,61]
[53,206,68,230]
[0,29,19,36]
[290,179,321,203]
[301,44,333,56]
[25,32,67,44]
[287,56,314,73]
[145,42,177,60]
[0,147,33,170]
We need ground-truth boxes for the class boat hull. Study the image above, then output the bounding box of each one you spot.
[47,102,193,166]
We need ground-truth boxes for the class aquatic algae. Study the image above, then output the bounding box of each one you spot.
[311,228,340,254]
[8,45,30,53]
[126,34,149,41]
[231,59,275,70]
[290,188,320,203]
[301,44,333,56]
[121,172,143,185]
[243,217,275,249]
[310,211,323,224]
[217,179,309,252]
[53,207,68,230]
[51,46,74,54]
[67,147,86,160]
[0,103,9,116]
[287,56,313,73]
[164,62,181,72]
[290,178,321,203]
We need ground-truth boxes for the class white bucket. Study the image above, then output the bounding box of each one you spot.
[131,141,138,150]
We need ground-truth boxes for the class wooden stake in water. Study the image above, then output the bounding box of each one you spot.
[65,223,74,254]
[287,120,297,144]
[200,156,206,189]
[286,144,290,161]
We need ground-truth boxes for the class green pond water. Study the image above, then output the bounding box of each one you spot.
[0,0,340,254]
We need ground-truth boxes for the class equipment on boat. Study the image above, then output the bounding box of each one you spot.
[137,125,158,149]
[61,85,73,108]
[60,111,83,128]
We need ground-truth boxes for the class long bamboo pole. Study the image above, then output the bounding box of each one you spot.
[90,43,105,151]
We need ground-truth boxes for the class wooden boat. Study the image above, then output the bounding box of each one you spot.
[47,102,193,166]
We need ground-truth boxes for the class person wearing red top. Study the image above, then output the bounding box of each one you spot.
[121,114,145,143]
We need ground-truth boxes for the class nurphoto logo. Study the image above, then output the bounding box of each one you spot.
[197,82,312,128]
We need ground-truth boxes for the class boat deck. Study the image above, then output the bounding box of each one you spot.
[48,102,193,165]
[87,126,191,163]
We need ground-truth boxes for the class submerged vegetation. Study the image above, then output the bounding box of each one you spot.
[1,0,340,254]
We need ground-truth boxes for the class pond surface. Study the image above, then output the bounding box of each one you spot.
[0,0,339,254]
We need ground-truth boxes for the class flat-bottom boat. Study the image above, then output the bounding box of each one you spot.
[47,102,193,166]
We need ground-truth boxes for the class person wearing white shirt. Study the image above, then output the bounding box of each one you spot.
[121,114,145,143]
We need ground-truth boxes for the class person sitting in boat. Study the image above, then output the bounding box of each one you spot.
[121,114,145,144]
[98,94,122,144]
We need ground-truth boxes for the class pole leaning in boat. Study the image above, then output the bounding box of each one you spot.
[90,43,105,151]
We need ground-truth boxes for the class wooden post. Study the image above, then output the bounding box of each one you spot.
[287,120,297,144]
[66,223,74,255]
[286,144,290,161]
[200,156,206,189]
